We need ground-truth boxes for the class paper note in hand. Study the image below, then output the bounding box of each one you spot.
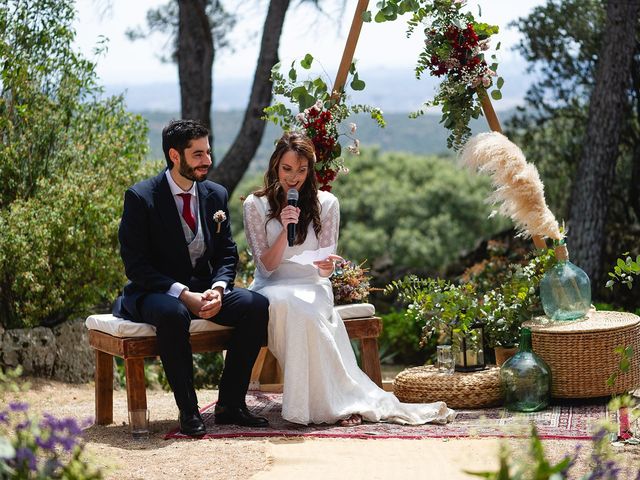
[288,244,336,266]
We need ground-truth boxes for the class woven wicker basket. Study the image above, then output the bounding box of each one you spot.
[523,310,640,398]
[393,365,502,409]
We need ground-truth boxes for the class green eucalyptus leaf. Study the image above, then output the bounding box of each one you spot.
[362,10,372,22]
[374,10,388,23]
[298,93,317,111]
[497,77,504,89]
[300,53,314,69]
[290,85,308,101]
[491,90,502,100]
[350,73,366,91]
[288,68,297,82]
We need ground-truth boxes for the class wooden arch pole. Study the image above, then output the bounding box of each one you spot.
[331,0,370,100]
[479,91,548,251]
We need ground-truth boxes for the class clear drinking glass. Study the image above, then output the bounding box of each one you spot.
[129,409,150,440]
[437,345,454,374]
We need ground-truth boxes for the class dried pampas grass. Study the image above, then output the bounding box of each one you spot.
[460,131,562,240]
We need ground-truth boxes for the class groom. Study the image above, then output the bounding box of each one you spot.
[113,119,270,435]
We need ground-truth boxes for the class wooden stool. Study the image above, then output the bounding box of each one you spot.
[393,365,502,409]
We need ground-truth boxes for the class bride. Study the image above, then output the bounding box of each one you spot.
[243,131,455,426]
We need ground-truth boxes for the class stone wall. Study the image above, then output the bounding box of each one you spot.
[0,318,95,383]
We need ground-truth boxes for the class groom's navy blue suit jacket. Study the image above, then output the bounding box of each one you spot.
[113,170,237,323]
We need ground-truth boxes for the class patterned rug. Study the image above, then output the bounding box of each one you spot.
[165,391,610,440]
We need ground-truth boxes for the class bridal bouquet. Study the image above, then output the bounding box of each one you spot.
[331,260,377,305]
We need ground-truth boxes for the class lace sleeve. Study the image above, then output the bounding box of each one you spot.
[318,195,340,253]
[243,196,273,277]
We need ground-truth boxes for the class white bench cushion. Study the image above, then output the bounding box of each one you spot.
[335,303,375,319]
[85,314,232,338]
[85,303,375,338]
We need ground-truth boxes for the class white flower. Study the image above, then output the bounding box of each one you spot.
[213,210,226,223]
[213,210,226,233]
[349,122,357,134]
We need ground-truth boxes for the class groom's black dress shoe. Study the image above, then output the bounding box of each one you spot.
[214,405,269,428]
[179,409,206,436]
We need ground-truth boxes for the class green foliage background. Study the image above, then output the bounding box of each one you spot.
[0,0,149,328]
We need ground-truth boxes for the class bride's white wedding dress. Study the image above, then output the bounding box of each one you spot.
[243,190,455,425]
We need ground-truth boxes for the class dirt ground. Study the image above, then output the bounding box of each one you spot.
[5,378,640,479]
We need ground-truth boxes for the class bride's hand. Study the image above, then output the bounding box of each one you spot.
[279,205,300,227]
[313,254,344,276]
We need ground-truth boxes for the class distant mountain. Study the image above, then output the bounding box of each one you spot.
[106,62,535,114]
[140,109,517,172]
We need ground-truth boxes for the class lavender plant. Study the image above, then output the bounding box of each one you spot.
[0,368,101,479]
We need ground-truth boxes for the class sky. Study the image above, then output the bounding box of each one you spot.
[73,0,546,110]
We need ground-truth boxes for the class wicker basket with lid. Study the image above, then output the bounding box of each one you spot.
[523,310,640,398]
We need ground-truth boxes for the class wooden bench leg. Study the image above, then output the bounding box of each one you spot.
[249,347,269,389]
[124,358,148,430]
[360,338,383,388]
[94,349,114,425]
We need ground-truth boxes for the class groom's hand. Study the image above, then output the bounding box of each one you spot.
[199,287,223,318]
[179,289,208,317]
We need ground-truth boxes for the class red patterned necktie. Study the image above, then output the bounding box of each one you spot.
[177,193,196,233]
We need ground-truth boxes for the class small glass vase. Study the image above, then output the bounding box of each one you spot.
[539,245,591,321]
[500,328,551,412]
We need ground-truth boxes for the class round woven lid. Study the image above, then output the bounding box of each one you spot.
[393,365,502,409]
[524,310,640,333]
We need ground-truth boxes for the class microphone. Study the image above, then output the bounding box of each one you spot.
[287,188,299,247]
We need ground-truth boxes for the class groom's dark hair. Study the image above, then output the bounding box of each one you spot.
[162,119,210,169]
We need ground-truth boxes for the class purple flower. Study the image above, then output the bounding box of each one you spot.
[59,436,78,452]
[15,419,32,431]
[9,401,29,412]
[0,410,9,424]
[35,435,56,451]
[14,447,37,471]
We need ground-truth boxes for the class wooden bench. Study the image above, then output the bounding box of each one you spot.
[86,306,382,431]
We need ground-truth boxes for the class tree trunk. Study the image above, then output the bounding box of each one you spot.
[208,0,290,194]
[631,141,640,222]
[177,0,214,136]
[568,0,640,283]
[630,50,640,223]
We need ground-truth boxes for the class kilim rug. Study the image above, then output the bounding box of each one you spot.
[165,391,609,440]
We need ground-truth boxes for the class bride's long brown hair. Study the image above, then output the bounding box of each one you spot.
[253,131,321,245]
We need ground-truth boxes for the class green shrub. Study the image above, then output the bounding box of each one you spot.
[0,0,149,328]
[331,149,508,273]
[379,309,434,366]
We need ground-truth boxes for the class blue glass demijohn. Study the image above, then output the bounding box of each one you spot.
[500,328,551,412]
[539,244,591,321]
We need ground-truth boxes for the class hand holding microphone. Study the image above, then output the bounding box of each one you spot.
[285,188,299,247]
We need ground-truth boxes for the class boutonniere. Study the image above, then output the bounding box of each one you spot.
[213,210,226,233]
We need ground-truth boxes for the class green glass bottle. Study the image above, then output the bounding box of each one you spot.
[500,328,551,412]
[539,244,591,321]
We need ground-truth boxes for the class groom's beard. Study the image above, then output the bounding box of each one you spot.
[179,154,208,182]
